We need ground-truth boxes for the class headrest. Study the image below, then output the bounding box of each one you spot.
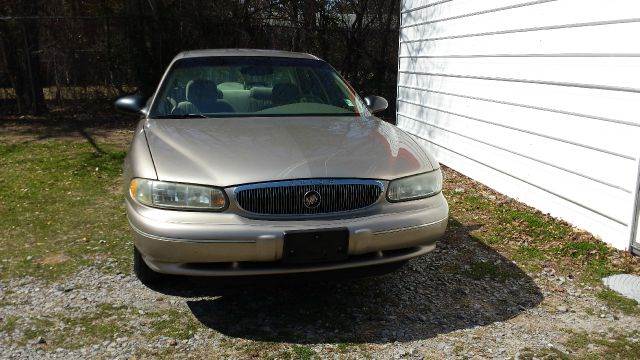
[249,86,273,101]
[186,79,221,102]
[218,82,244,91]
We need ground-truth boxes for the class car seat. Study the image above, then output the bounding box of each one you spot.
[174,79,235,114]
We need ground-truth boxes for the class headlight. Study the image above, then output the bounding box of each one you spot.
[129,178,227,210]
[387,170,443,202]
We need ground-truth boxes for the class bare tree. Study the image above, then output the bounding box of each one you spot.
[0,0,401,119]
[1,0,47,114]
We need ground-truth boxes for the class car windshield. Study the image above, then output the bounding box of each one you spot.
[149,56,368,118]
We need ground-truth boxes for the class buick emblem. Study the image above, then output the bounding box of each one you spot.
[303,190,321,209]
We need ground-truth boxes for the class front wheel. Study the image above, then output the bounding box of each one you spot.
[133,246,163,286]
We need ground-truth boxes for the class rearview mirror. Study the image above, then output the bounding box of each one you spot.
[114,94,147,115]
[364,95,388,114]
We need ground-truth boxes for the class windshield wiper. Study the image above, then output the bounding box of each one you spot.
[153,114,207,119]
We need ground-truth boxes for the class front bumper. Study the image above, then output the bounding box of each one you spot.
[127,193,448,276]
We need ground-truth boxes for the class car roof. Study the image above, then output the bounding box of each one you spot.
[174,49,321,61]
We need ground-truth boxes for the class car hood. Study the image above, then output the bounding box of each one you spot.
[144,116,437,187]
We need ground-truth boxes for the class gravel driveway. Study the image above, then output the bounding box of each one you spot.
[2,219,639,359]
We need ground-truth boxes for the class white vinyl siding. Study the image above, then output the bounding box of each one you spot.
[397,0,640,250]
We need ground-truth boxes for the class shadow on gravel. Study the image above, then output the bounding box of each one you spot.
[155,218,543,344]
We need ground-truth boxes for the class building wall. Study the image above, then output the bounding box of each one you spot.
[396,0,640,250]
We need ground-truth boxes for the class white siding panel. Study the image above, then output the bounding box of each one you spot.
[402,0,448,14]
[397,74,640,127]
[401,0,640,40]
[399,57,640,92]
[402,0,556,27]
[397,101,637,193]
[396,87,640,159]
[398,0,640,249]
[401,22,640,57]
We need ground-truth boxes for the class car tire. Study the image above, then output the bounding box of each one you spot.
[133,246,163,286]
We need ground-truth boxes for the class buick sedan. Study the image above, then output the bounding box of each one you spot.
[115,49,448,284]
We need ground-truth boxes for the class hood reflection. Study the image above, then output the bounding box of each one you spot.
[145,115,433,187]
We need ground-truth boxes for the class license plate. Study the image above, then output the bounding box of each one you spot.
[283,228,349,264]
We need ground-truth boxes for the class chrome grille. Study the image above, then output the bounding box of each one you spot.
[235,179,383,215]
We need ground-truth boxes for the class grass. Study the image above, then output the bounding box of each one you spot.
[519,347,571,360]
[291,345,317,360]
[565,330,640,359]
[558,241,609,258]
[0,140,131,281]
[520,331,640,360]
[336,342,354,353]
[16,303,133,348]
[0,315,19,334]
[59,304,132,348]
[14,303,208,350]
[596,290,640,316]
[565,331,591,350]
[514,245,546,261]
[11,303,208,351]
[148,308,201,340]
[22,317,54,344]
[444,174,640,285]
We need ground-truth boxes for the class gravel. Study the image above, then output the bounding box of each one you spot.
[2,232,639,359]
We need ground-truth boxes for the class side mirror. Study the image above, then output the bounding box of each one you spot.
[364,95,388,114]
[114,94,147,115]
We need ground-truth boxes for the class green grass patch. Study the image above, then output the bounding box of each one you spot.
[59,303,132,348]
[291,345,317,360]
[336,342,354,353]
[516,347,571,360]
[16,303,133,349]
[13,304,204,351]
[558,241,609,258]
[148,308,200,340]
[1,315,19,333]
[447,182,637,284]
[565,331,590,351]
[596,290,639,316]
[565,330,640,359]
[510,245,546,273]
[503,209,547,228]
[514,245,546,261]
[0,140,131,281]
[483,234,505,245]
[583,260,617,284]
[499,209,570,242]
[460,194,492,211]
[22,317,54,344]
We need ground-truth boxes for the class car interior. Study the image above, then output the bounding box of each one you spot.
[153,62,359,116]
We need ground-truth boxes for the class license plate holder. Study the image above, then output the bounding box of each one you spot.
[283,228,349,264]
